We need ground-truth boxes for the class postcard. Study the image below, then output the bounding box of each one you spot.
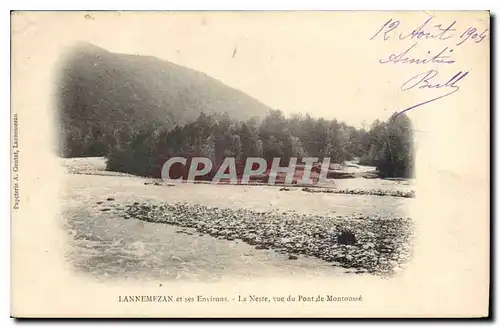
[10,11,490,318]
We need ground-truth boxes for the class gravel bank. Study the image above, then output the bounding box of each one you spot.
[301,187,415,198]
[102,201,414,276]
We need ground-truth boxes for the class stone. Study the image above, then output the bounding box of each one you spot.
[337,231,357,245]
[363,242,375,249]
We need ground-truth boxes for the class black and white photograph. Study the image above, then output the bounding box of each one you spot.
[10,11,490,318]
[58,39,415,282]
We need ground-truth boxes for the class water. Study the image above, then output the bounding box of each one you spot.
[61,158,413,282]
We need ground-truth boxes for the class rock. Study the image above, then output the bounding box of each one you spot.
[171,255,183,262]
[96,201,103,205]
[107,197,115,201]
[337,231,357,245]
[118,201,413,276]
[362,242,375,249]
[362,173,379,179]
[100,208,111,212]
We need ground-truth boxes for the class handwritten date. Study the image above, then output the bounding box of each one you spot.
[371,17,488,46]
[371,15,485,115]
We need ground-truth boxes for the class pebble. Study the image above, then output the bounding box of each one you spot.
[302,188,415,198]
[122,202,414,276]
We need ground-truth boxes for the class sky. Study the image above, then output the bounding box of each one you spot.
[52,11,410,128]
[13,11,487,130]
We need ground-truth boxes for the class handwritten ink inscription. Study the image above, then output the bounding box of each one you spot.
[370,16,488,115]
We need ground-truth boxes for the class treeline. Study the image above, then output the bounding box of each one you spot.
[358,114,414,178]
[105,109,414,179]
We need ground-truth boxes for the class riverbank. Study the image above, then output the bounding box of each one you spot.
[61,157,414,281]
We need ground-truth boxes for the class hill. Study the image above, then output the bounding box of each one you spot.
[57,43,270,157]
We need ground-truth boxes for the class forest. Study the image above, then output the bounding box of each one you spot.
[57,44,414,180]
[97,110,414,179]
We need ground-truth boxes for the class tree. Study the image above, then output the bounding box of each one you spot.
[259,110,293,162]
[378,113,413,178]
[359,113,414,178]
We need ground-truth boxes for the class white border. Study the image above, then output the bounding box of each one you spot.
[3,1,497,327]
[2,0,497,11]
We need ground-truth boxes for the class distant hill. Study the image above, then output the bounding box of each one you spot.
[57,43,270,157]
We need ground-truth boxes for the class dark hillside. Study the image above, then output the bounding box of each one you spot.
[57,43,269,157]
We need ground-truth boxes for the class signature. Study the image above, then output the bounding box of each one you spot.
[370,16,486,116]
[396,69,469,116]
